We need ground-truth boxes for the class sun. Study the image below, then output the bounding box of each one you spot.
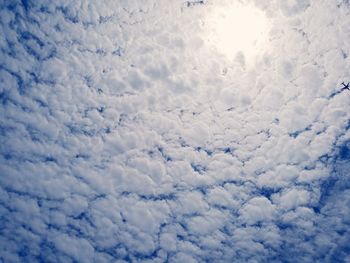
[205,2,270,63]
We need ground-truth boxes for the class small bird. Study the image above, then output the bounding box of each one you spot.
[328,82,350,99]
[341,82,350,91]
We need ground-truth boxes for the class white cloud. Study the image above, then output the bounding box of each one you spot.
[239,197,276,224]
[0,0,350,262]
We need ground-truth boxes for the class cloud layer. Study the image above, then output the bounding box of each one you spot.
[1,0,350,262]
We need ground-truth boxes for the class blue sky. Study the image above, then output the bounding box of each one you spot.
[0,0,350,262]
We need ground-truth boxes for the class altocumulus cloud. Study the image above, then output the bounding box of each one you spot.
[0,0,350,262]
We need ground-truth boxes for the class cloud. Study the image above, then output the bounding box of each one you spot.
[0,0,349,262]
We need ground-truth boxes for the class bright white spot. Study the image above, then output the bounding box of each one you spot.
[206,2,270,62]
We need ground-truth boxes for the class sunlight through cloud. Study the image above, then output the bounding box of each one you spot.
[205,2,270,63]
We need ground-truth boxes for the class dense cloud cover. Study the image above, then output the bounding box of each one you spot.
[1,0,350,262]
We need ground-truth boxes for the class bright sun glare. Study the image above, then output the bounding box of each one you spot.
[206,2,269,62]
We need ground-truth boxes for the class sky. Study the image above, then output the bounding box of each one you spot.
[0,0,350,262]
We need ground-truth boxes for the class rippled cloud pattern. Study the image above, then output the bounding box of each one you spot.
[1,0,350,262]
